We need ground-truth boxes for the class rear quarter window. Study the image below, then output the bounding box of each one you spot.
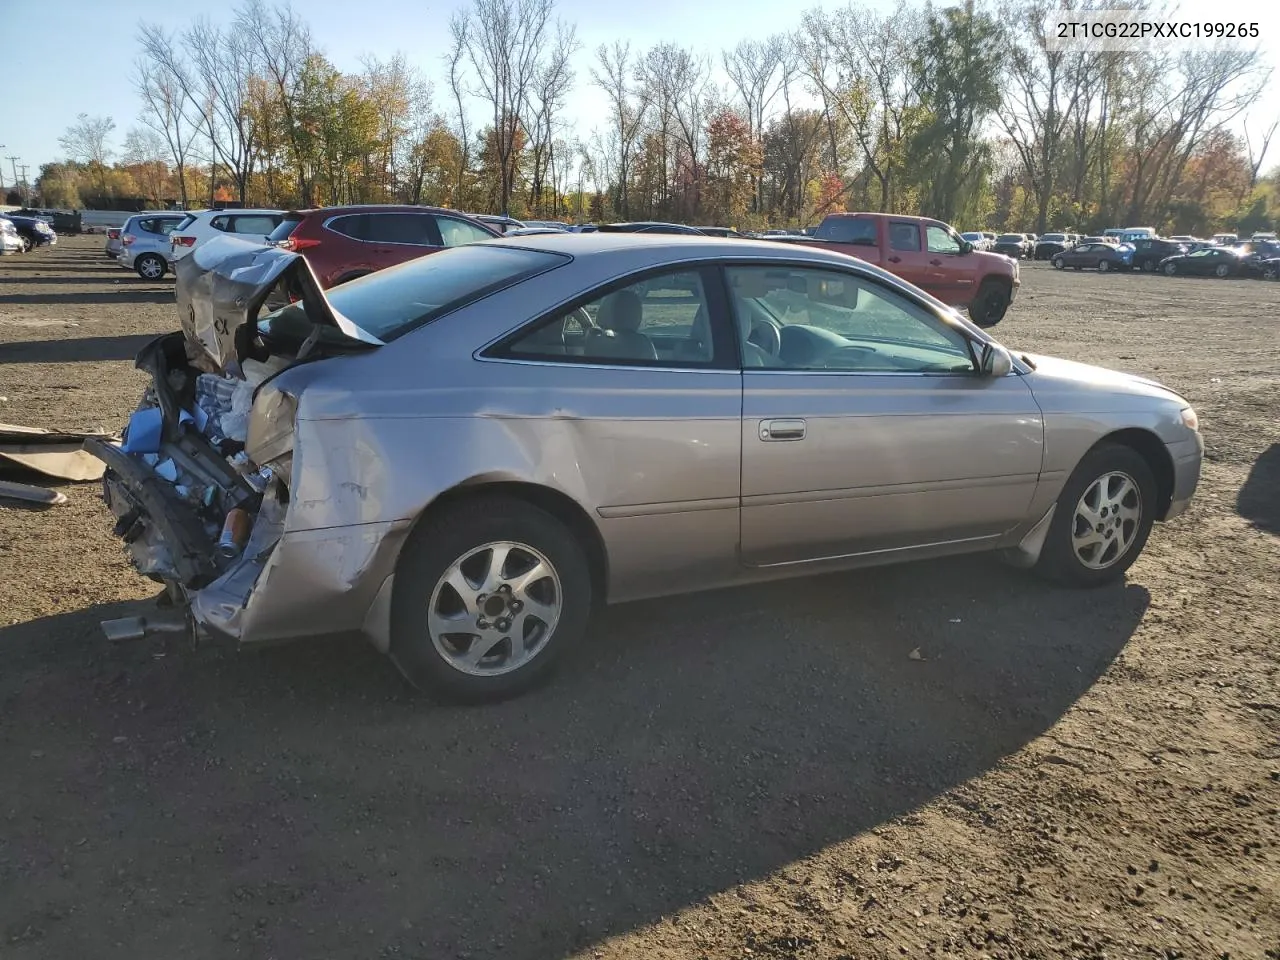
[267,217,304,243]
[815,217,877,245]
[283,245,570,341]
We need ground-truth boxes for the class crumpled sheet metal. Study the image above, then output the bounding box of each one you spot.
[0,423,116,481]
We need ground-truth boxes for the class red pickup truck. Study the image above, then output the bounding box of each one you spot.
[779,213,1020,327]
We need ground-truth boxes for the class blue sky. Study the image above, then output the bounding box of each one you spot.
[3,0,1277,185]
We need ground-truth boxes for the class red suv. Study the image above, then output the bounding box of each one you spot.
[266,205,500,288]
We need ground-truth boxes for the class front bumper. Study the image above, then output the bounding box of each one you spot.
[1163,433,1203,521]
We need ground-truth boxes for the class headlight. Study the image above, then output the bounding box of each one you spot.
[1180,407,1199,432]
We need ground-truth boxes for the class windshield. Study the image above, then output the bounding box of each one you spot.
[997,234,1022,242]
[262,244,569,341]
[1042,234,1065,241]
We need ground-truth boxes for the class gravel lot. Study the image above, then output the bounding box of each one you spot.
[1,235,1277,960]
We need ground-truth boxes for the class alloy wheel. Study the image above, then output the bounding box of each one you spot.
[1071,471,1142,570]
[427,540,562,677]
[139,256,164,279]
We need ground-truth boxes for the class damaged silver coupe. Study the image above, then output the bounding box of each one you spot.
[90,232,1202,702]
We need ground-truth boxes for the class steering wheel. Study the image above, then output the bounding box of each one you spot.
[748,318,782,357]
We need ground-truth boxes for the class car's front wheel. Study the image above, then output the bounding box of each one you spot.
[1164,262,1178,276]
[1035,443,1157,587]
[1214,263,1231,278]
[1051,256,1065,270]
[389,495,593,702]
[135,253,166,280]
[1264,264,1279,280]
[1097,259,1111,273]
[1140,259,1155,272]
[968,279,1011,328]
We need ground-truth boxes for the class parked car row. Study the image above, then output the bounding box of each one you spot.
[1049,236,1280,279]
[0,214,57,254]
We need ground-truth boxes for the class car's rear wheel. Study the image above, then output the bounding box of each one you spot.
[1264,265,1279,280]
[135,253,166,280]
[1034,443,1157,587]
[389,495,593,702]
[1214,263,1230,278]
[968,279,1011,328]
[1051,256,1065,270]
[1097,259,1110,273]
[19,235,32,253]
[1164,262,1178,276]
[1140,259,1155,272]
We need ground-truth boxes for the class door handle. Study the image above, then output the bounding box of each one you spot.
[930,258,943,266]
[759,419,806,441]
[887,255,901,263]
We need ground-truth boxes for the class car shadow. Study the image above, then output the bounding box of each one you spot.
[0,558,1148,959]
[1237,442,1280,534]
[0,290,173,306]
[0,334,158,364]
[1,275,159,285]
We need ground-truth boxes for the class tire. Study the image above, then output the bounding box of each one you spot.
[1097,259,1110,273]
[1214,263,1230,278]
[389,495,593,702]
[1164,262,1177,276]
[1034,443,1157,587]
[1073,265,1082,271]
[1140,259,1155,272]
[135,253,166,280]
[19,235,32,253]
[1264,265,1278,280]
[968,279,1011,328]
[1051,256,1065,270]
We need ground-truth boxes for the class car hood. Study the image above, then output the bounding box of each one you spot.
[174,234,382,375]
[1019,352,1185,404]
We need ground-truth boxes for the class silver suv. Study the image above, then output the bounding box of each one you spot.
[118,213,188,279]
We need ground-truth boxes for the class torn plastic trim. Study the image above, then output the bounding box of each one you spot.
[85,436,222,586]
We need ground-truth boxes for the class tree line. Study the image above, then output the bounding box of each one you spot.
[38,0,1280,235]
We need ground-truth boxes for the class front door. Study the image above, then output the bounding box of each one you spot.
[922,221,975,305]
[727,263,1044,567]
[883,219,932,292]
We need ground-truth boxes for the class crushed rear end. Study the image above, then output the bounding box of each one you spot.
[86,235,381,644]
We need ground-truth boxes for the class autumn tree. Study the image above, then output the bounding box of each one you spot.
[909,4,1004,223]
[58,114,116,198]
[591,41,647,219]
[704,109,762,226]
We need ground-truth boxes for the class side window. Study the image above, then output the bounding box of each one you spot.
[153,218,181,236]
[726,266,973,374]
[437,217,494,248]
[500,269,716,366]
[210,215,231,232]
[230,215,281,236]
[926,225,960,255]
[366,212,437,246]
[327,214,369,240]
[816,217,877,245]
[889,222,921,252]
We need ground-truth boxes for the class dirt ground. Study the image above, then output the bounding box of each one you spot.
[1,235,1277,960]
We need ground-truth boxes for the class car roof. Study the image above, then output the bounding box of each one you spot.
[477,231,923,273]
[187,208,284,218]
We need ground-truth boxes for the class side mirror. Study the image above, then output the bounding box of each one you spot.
[959,239,973,255]
[979,342,1013,377]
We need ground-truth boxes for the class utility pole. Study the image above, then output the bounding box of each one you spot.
[18,165,29,204]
